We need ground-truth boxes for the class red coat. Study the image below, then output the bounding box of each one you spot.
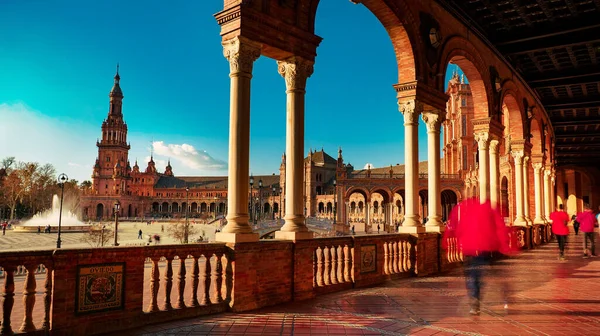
[576,210,596,233]
[444,197,513,256]
[549,210,569,235]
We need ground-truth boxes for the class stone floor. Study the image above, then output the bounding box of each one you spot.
[108,229,600,336]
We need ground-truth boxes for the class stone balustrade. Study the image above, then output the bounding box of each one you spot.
[0,224,551,336]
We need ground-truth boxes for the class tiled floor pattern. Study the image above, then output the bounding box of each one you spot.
[106,230,600,336]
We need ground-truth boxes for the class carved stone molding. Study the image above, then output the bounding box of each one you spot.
[398,99,423,126]
[422,110,444,132]
[277,56,314,91]
[489,139,499,154]
[222,37,262,75]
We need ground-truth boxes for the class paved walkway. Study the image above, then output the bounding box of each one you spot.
[110,230,600,336]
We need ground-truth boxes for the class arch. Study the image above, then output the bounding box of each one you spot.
[191,202,198,213]
[318,202,325,213]
[345,186,369,200]
[418,189,428,222]
[501,91,525,141]
[369,187,392,203]
[440,189,459,222]
[439,36,492,120]
[200,202,207,213]
[350,201,356,213]
[96,203,104,220]
[530,118,543,156]
[326,202,333,214]
[309,0,422,83]
[263,202,271,214]
[152,202,159,212]
[172,202,179,213]
[161,202,169,213]
[273,202,279,214]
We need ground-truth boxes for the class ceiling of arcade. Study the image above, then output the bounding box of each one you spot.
[438,0,600,168]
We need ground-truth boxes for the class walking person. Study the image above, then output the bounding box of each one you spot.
[138,229,143,239]
[571,214,580,235]
[443,197,516,315]
[576,204,597,258]
[549,204,570,260]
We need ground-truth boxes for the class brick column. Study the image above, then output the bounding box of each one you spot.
[276,57,314,240]
[398,99,424,233]
[218,36,261,243]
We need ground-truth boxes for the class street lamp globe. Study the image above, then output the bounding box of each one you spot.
[114,200,121,212]
[258,179,263,188]
[249,175,254,187]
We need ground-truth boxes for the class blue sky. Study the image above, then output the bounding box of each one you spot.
[0,0,462,182]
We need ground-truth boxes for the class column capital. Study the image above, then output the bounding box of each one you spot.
[398,99,423,126]
[544,169,551,177]
[511,150,524,164]
[532,162,543,171]
[489,139,500,154]
[222,36,262,75]
[422,109,444,132]
[523,156,530,164]
[476,132,490,150]
[277,56,314,91]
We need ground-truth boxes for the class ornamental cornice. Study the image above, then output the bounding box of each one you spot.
[393,81,448,110]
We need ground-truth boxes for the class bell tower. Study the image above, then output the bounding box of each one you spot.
[92,65,131,196]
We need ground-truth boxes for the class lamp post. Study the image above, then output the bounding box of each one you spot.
[279,187,283,221]
[184,187,189,244]
[56,173,68,248]
[249,175,254,226]
[333,179,337,226]
[272,186,276,220]
[113,200,121,246]
[258,179,263,221]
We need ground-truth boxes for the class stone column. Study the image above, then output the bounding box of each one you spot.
[398,99,424,233]
[489,139,500,208]
[532,163,545,224]
[217,37,261,243]
[477,132,490,202]
[550,172,556,212]
[512,150,527,226]
[422,110,444,231]
[522,156,532,225]
[543,169,551,223]
[365,202,370,232]
[275,57,314,240]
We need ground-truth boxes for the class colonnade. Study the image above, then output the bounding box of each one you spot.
[216,36,448,242]
[474,131,555,226]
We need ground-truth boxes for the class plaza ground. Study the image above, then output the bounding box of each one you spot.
[105,230,600,336]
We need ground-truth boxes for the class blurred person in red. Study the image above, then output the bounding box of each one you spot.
[443,197,517,315]
[549,204,570,260]
[576,204,596,258]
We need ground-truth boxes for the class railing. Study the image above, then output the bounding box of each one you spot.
[347,173,461,180]
[313,239,354,288]
[383,237,412,275]
[444,237,463,263]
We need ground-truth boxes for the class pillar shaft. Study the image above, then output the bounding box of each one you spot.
[512,150,526,225]
[489,140,500,207]
[423,111,443,229]
[477,132,490,202]
[221,37,260,236]
[275,57,314,237]
[523,156,531,224]
[544,169,551,221]
[533,163,544,224]
[399,100,422,228]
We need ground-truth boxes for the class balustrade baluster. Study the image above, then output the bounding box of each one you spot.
[148,258,160,312]
[214,254,223,302]
[164,257,173,310]
[191,256,200,307]
[393,242,399,274]
[324,247,331,285]
[399,242,406,272]
[329,246,338,285]
[383,243,389,275]
[343,245,351,283]
[350,247,355,282]
[42,266,52,330]
[315,248,324,287]
[201,255,211,305]
[177,257,186,309]
[1,266,15,335]
[20,265,37,332]
[405,242,412,271]
[337,246,343,283]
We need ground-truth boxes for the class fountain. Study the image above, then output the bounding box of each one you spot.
[14,195,90,232]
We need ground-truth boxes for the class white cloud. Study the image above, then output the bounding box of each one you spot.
[152,141,227,171]
[363,163,374,169]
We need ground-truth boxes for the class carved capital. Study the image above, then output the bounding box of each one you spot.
[532,162,543,171]
[422,110,444,132]
[277,56,314,91]
[476,132,490,150]
[511,150,524,165]
[489,139,499,154]
[544,169,551,177]
[222,37,261,75]
[398,99,423,126]
[523,156,530,165]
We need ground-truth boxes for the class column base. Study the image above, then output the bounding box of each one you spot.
[425,225,445,233]
[403,216,421,227]
[513,219,528,227]
[274,230,313,240]
[533,218,545,225]
[397,226,426,234]
[215,232,259,243]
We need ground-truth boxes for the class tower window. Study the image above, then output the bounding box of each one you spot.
[461,115,467,137]
[461,98,466,106]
